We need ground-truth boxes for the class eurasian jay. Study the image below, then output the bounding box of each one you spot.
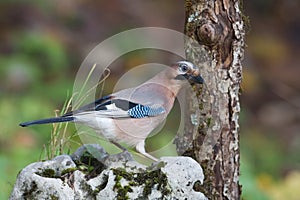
[20,61,204,161]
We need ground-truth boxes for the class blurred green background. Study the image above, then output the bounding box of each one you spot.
[1,1,300,199]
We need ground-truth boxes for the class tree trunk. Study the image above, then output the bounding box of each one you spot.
[176,0,245,199]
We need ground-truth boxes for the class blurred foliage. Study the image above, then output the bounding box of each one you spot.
[266,171,300,200]
[0,1,300,200]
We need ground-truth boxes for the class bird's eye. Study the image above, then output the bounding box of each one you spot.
[179,64,189,72]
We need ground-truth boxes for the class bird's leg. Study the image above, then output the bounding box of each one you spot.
[136,140,158,162]
[110,140,128,152]
[109,140,135,161]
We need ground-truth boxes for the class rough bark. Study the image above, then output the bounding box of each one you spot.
[175,0,245,199]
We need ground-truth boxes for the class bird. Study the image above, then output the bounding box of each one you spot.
[19,61,204,161]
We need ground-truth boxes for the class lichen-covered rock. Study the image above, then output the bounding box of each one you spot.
[161,157,206,199]
[10,144,207,200]
[9,155,76,200]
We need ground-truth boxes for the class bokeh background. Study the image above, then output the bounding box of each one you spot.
[1,1,300,199]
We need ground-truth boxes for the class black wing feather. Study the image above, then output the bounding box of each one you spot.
[62,94,166,119]
[62,95,113,116]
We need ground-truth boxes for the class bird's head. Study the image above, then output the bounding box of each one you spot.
[144,60,204,96]
[172,61,204,84]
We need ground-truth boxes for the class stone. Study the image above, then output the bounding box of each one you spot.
[9,155,76,200]
[10,144,207,200]
[160,157,206,199]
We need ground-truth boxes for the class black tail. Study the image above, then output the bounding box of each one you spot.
[19,116,74,127]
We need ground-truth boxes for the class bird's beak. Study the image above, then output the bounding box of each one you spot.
[189,74,204,84]
[187,70,204,84]
[181,73,204,84]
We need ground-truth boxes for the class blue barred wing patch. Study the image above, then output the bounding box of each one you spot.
[128,104,166,118]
